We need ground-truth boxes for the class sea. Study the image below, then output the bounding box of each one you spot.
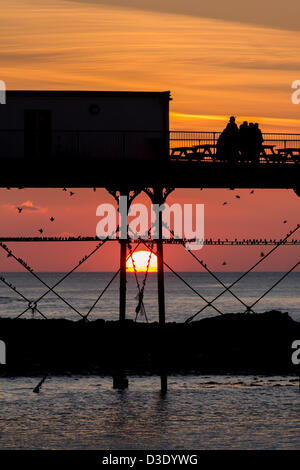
[0,375,299,450]
[0,271,300,322]
[0,272,299,450]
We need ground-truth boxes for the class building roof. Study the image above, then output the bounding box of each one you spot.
[6,90,172,100]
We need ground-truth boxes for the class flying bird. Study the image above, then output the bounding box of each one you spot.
[235,195,240,199]
[222,261,227,266]
[250,190,254,194]
[283,220,287,224]
[38,229,44,234]
[62,188,67,192]
[50,217,55,222]
[17,207,23,213]
[223,202,228,205]
[260,252,264,257]
[70,191,75,196]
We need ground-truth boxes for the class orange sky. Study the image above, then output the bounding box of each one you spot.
[0,0,300,271]
[1,0,300,131]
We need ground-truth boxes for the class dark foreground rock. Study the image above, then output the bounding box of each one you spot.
[0,310,299,376]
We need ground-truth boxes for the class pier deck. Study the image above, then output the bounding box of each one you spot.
[1,131,299,189]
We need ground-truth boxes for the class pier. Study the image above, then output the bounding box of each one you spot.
[1,91,300,391]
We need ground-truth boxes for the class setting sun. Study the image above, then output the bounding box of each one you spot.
[126,250,157,273]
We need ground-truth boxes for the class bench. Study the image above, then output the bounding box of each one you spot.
[259,144,282,163]
[277,148,300,163]
[170,146,195,158]
[170,143,217,161]
[193,144,217,159]
[170,143,300,164]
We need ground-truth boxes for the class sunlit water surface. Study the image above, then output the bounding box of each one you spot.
[0,375,299,450]
[1,272,300,322]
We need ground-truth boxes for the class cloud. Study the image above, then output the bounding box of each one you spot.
[5,200,48,213]
[65,0,300,32]
[215,60,300,72]
[178,57,300,72]
[19,201,47,212]
[0,51,66,63]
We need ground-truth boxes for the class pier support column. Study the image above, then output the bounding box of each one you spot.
[155,186,166,326]
[119,238,127,323]
[115,189,129,389]
[119,190,128,323]
[154,186,167,394]
[157,222,166,327]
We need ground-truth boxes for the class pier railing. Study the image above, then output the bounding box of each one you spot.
[169,132,300,149]
[1,129,300,163]
[169,131,300,163]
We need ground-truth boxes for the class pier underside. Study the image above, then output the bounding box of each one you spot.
[1,158,300,189]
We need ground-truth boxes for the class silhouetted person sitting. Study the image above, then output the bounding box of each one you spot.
[238,121,264,163]
[254,123,264,160]
[228,116,238,133]
[247,122,261,163]
[217,116,239,162]
[239,121,249,161]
